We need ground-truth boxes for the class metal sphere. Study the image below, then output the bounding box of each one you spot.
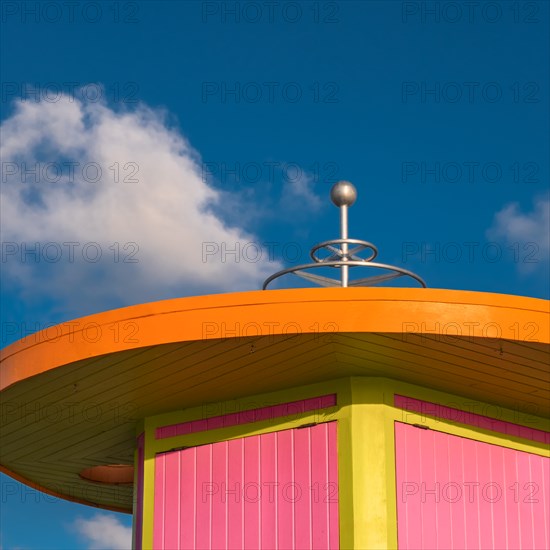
[330,181,357,207]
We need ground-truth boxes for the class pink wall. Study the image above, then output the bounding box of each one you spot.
[153,422,339,549]
[395,422,549,549]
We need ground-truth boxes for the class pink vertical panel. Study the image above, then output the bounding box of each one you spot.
[276,428,294,550]
[227,437,244,549]
[135,433,145,550]
[433,430,452,550]
[395,421,550,549]
[503,444,521,549]
[153,453,166,549]
[487,445,507,549]
[179,448,196,549]
[311,422,339,549]
[464,436,484,550]
[327,422,339,550]
[476,432,494,550]
[195,444,213,549]
[243,435,260,549]
[419,429,438,548]
[446,432,466,549]
[260,432,277,549]
[517,450,535,549]
[163,451,181,549]
[531,452,550,549]
[294,426,312,549]
[153,422,339,549]
[210,441,227,550]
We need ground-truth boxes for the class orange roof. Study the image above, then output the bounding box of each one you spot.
[1,287,548,510]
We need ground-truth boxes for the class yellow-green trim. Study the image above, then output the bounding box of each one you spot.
[348,379,398,549]
[137,376,549,550]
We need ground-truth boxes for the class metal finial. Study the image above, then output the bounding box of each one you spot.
[262,180,426,290]
[330,181,356,286]
[330,181,357,207]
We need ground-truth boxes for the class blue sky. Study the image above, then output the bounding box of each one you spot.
[1,1,548,548]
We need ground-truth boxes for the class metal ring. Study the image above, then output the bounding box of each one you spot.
[310,239,379,263]
[262,261,427,290]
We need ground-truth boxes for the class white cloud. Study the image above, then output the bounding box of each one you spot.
[487,196,549,273]
[281,168,323,212]
[1,92,283,315]
[73,513,131,550]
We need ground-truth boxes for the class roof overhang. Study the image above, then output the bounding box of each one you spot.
[1,288,548,511]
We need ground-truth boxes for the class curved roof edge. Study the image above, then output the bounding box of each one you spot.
[2,287,548,392]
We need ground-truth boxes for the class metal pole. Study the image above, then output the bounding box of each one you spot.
[341,205,348,287]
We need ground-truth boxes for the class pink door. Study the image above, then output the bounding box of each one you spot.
[154,422,339,549]
[395,422,550,549]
